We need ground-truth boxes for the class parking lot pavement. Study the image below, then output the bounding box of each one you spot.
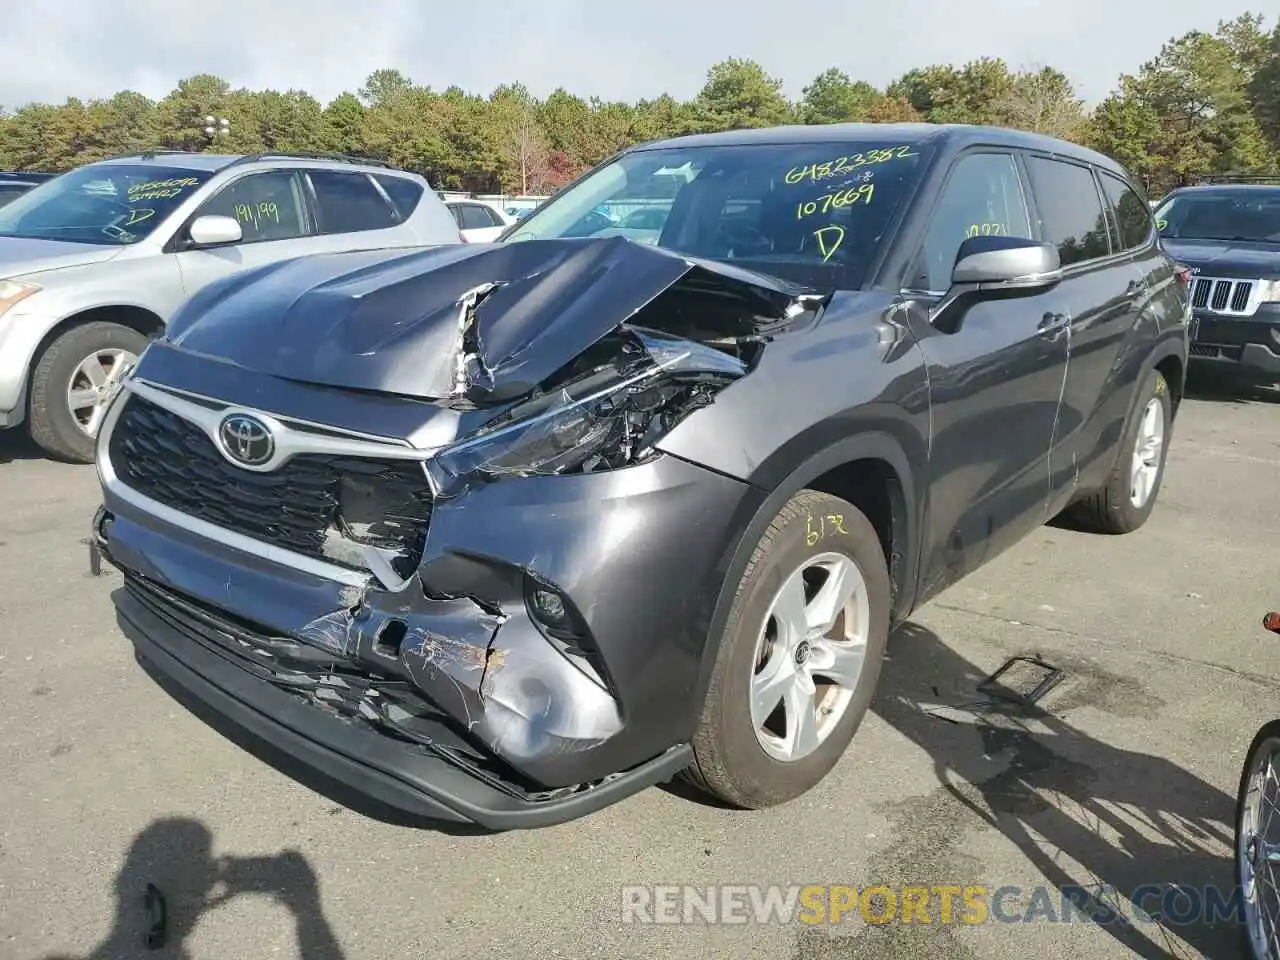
[1,379,1278,960]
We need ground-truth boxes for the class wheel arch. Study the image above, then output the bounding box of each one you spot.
[20,305,164,422]
[691,432,921,718]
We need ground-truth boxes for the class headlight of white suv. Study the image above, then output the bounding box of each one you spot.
[1257,279,1280,304]
[0,280,41,318]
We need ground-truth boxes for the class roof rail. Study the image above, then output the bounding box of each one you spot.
[1190,173,1280,186]
[94,149,212,163]
[223,151,399,170]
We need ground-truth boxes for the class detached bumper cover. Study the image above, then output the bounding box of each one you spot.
[113,576,692,829]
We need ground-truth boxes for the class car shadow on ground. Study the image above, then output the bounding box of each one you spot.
[1184,367,1280,405]
[837,622,1240,959]
[0,426,48,464]
[37,816,345,960]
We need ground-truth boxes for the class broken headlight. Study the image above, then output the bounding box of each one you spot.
[426,328,746,496]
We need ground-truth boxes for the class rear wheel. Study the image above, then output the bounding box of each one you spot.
[685,490,890,809]
[27,321,147,464]
[1065,368,1171,534]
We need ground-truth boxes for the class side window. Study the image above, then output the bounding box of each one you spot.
[374,175,424,219]
[1024,157,1111,266]
[1099,172,1154,251]
[914,152,1033,292]
[446,204,466,228]
[196,172,307,242]
[309,171,397,234]
[476,205,504,227]
[460,205,493,230]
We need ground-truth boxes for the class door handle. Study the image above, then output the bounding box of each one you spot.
[1038,312,1070,339]
[1125,279,1146,300]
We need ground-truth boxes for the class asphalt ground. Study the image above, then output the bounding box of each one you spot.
[1,369,1278,960]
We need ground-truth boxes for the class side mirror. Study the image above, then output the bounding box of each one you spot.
[187,214,242,248]
[951,236,1062,289]
[928,236,1062,333]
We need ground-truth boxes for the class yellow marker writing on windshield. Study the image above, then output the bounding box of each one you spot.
[813,225,846,264]
[125,209,155,226]
[796,183,875,220]
[785,146,917,186]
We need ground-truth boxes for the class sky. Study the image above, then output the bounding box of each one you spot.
[0,0,1259,112]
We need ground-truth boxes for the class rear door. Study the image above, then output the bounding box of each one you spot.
[907,149,1069,596]
[172,169,318,296]
[1020,155,1145,509]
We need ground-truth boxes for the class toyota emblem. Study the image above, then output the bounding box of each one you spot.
[218,414,275,467]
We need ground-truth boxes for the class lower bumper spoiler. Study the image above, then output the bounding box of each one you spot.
[114,587,692,830]
[1190,341,1280,373]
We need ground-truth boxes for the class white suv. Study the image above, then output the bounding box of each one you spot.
[0,151,463,462]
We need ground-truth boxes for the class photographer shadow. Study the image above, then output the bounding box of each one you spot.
[41,817,344,960]
[868,622,1238,959]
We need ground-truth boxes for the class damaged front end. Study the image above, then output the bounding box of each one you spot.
[96,238,824,827]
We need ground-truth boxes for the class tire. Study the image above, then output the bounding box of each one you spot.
[1066,368,1172,535]
[684,490,891,809]
[1234,720,1280,960]
[27,321,149,464]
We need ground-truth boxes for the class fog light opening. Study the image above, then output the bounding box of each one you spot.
[531,588,567,626]
[374,619,407,659]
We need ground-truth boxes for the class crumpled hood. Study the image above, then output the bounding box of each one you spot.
[164,237,822,403]
[1161,238,1280,277]
[0,235,123,278]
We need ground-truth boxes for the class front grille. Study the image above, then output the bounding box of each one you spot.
[108,393,433,578]
[1191,277,1255,316]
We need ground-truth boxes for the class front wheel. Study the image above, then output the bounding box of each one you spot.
[27,321,147,464]
[685,490,891,809]
[1237,720,1280,959]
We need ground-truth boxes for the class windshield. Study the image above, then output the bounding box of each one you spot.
[1154,190,1280,244]
[0,164,213,245]
[505,141,934,288]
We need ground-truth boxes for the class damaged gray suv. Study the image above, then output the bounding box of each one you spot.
[93,123,1189,829]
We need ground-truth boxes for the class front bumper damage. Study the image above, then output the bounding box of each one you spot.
[94,238,804,828]
[95,413,757,828]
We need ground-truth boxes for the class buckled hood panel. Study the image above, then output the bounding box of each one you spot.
[162,237,820,404]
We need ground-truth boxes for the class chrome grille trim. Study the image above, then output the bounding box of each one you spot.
[1189,276,1260,317]
[95,377,441,588]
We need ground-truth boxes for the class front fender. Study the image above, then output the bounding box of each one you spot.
[682,428,925,728]
[0,293,167,419]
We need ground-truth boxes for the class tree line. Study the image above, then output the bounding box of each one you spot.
[1,13,1277,198]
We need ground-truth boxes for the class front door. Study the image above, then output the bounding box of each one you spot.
[173,170,320,297]
[905,150,1070,603]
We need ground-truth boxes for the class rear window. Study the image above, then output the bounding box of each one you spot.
[1099,172,1153,251]
[505,141,936,289]
[375,174,425,219]
[1025,157,1111,266]
[308,171,397,234]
